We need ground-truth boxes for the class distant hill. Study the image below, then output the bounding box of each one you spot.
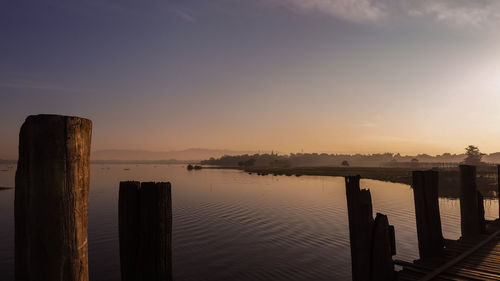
[91,148,255,161]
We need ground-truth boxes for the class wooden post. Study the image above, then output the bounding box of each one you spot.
[119,181,172,281]
[412,171,444,258]
[139,182,172,281]
[119,181,141,281]
[15,114,92,281]
[345,176,373,281]
[345,176,396,281]
[371,213,395,281]
[459,165,482,237]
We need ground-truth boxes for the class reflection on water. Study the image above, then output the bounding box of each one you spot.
[0,164,498,281]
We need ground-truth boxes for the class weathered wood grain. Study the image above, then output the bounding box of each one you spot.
[15,114,92,281]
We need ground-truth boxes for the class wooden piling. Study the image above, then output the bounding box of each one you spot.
[346,176,396,281]
[412,170,443,258]
[459,165,483,237]
[119,181,141,281]
[139,182,172,281]
[15,114,92,281]
[371,213,395,281]
[345,176,373,281]
[119,181,172,281]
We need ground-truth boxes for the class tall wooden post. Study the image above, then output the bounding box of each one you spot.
[412,170,443,258]
[119,181,172,281]
[15,114,92,281]
[459,165,483,237]
[346,176,373,281]
[119,181,141,281]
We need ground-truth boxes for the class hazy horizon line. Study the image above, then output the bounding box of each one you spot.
[2,147,499,161]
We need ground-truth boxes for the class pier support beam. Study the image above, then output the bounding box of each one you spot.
[412,170,444,258]
[459,165,484,237]
[345,176,395,281]
[15,114,92,281]
[119,181,172,281]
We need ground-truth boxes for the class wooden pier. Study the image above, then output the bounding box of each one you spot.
[346,165,500,281]
[397,224,500,280]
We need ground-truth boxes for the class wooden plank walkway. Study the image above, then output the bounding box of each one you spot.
[397,222,500,281]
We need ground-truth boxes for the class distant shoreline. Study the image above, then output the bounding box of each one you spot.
[90,160,197,164]
[205,165,412,184]
[245,166,413,185]
[205,165,499,199]
[1,160,201,165]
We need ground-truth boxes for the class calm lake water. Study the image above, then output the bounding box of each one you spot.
[0,164,499,280]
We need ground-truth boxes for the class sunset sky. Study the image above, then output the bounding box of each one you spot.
[2,0,500,159]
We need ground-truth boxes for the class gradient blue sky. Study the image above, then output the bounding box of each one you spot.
[2,0,500,159]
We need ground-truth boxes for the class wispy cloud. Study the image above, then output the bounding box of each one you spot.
[270,0,383,22]
[267,0,500,26]
[173,9,196,23]
[402,0,500,26]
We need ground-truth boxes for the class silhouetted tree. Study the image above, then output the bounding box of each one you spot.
[464,145,483,165]
[341,160,349,166]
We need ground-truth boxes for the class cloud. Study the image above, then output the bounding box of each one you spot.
[401,0,500,26]
[271,0,384,22]
[268,0,500,26]
[173,9,196,23]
